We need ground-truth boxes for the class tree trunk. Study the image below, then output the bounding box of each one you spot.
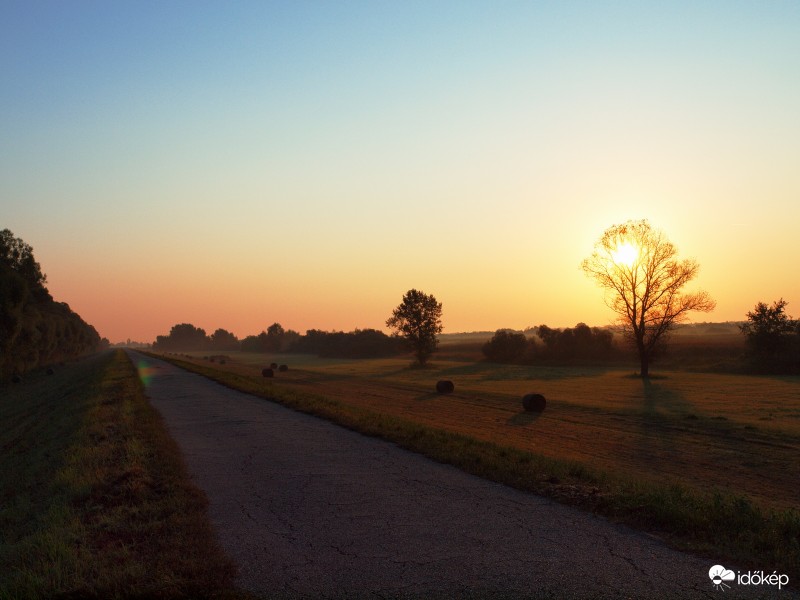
[639,352,650,378]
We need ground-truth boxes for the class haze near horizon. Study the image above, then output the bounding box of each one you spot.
[2,1,798,343]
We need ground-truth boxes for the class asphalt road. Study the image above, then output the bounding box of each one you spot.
[131,351,793,599]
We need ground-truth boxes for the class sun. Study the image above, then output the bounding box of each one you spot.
[611,242,638,267]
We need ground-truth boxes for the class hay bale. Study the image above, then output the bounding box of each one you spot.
[262,368,274,378]
[278,364,288,372]
[436,380,455,394]
[210,357,216,363]
[219,359,226,365]
[46,367,54,375]
[522,393,546,412]
[270,362,278,369]
[11,374,22,384]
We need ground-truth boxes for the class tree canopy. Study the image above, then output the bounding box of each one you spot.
[740,299,800,372]
[581,220,715,377]
[1,229,103,380]
[386,289,443,366]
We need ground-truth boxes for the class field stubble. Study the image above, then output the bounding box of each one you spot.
[183,351,800,512]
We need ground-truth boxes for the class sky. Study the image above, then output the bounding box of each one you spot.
[2,1,799,343]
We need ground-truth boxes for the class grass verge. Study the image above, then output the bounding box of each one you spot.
[0,350,244,599]
[151,352,800,582]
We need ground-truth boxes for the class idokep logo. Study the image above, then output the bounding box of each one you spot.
[709,564,790,592]
[709,565,735,591]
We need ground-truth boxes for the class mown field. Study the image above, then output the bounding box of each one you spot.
[157,348,800,580]
[179,350,800,511]
[0,350,244,600]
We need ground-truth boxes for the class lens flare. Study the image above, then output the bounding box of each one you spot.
[137,360,158,388]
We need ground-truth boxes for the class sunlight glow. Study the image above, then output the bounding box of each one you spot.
[611,242,638,267]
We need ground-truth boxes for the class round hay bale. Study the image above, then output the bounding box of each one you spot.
[522,393,546,412]
[210,357,216,363]
[219,359,226,365]
[278,364,288,372]
[436,380,455,394]
[46,367,55,375]
[270,362,278,369]
[262,368,274,378]
[11,374,22,384]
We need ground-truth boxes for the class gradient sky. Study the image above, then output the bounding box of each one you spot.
[3,1,799,343]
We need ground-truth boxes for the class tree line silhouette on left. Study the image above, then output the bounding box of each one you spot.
[1,229,106,381]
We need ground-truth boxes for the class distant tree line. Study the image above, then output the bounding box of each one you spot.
[482,323,615,364]
[240,323,301,353]
[152,322,404,359]
[1,229,105,381]
[290,328,403,358]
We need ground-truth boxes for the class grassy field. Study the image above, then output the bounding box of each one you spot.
[158,349,800,580]
[183,350,800,510]
[0,350,244,599]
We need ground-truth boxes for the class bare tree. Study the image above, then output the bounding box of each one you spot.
[581,220,715,377]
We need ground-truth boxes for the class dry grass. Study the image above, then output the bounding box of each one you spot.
[0,350,243,599]
[160,350,800,580]
[183,350,800,511]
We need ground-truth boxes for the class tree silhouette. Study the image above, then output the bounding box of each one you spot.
[483,330,528,363]
[1,229,101,379]
[740,299,799,371]
[581,220,715,377]
[265,322,285,352]
[0,229,47,293]
[386,289,443,366]
[210,328,239,351]
[154,323,208,350]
